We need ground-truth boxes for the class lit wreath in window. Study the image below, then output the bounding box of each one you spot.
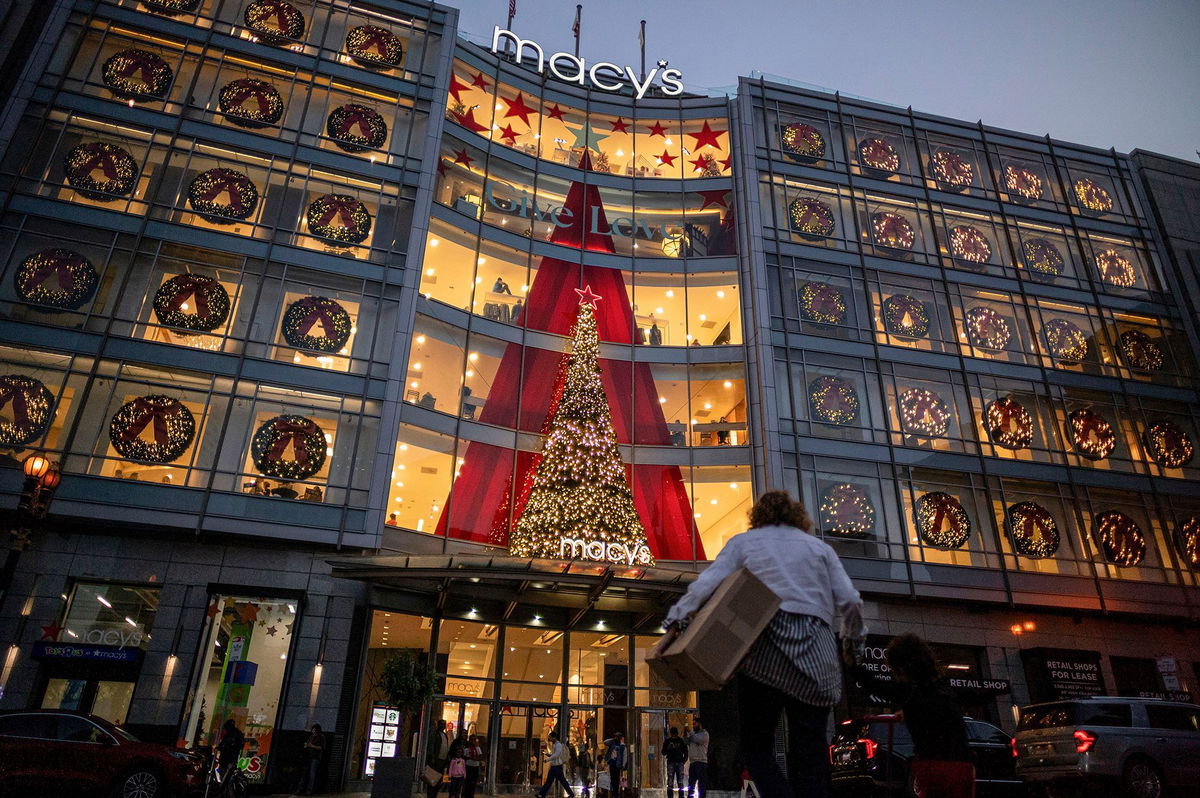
[930,149,973,191]
[281,296,352,353]
[1042,318,1089,364]
[788,198,836,240]
[187,168,259,223]
[346,25,404,68]
[101,49,173,99]
[218,78,284,127]
[152,274,230,332]
[781,123,825,162]
[1004,164,1043,201]
[141,0,200,15]
[326,103,388,153]
[244,1,306,43]
[64,142,138,201]
[251,414,328,480]
[985,396,1033,450]
[915,491,970,549]
[870,212,915,252]
[1093,510,1145,566]
[881,294,929,339]
[14,248,99,310]
[858,137,900,176]
[820,483,875,538]
[964,306,1011,351]
[1068,408,1116,460]
[1174,516,1200,571]
[1118,330,1164,372]
[306,194,372,245]
[109,395,195,463]
[0,374,55,447]
[1093,249,1136,288]
[1021,238,1065,281]
[1006,501,1059,558]
[1143,420,1194,468]
[949,225,992,267]
[1073,177,1113,215]
[798,281,846,324]
[899,388,951,437]
[808,376,859,425]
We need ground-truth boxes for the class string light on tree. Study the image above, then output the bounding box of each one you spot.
[1004,163,1044,201]
[102,49,173,99]
[109,395,195,463]
[251,414,328,480]
[218,78,284,127]
[881,294,930,339]
[14,248,99,309]
[346,25,404,68]
[949,225,992,267]
[858,137,900,176]
[1069,408,1116,460]
[281,296,353,353]
[187,168,259,223]
[507,286,655,566]
[1094,249,1136,288]
[1143,420,1194,468]
[808,376,860,426]
[900,388,951,437]
[819,483,876,538]
[1174,516,1200,571]
[152,274,230,332]
[1021,238,1065,281]
[1093,510,1145,566]
[930,149,973,191]
[1073,177,1113,215]
[781,123,825,162]
[871,212,915,252]
[985,396,1033,450]
[798,281,847,324]
[64,142,138,201]
[788,198,836,240]
[964,306,1011,351]
[1119,330,1164,372]
[0,374,55,446]
[1006,501,1059,558]
[1042,318,1089,363]
[915,491,970,549]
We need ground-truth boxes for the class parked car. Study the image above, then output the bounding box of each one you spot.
[829,714,1024,797]
[0,709,205,797]
[1014,698,1200,798]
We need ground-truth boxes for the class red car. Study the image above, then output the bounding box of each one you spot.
[0,710,205,797]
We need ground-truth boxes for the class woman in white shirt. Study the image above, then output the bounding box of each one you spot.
[664,490,864,798]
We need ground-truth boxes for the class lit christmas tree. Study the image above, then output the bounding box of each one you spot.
[508,285,655,566]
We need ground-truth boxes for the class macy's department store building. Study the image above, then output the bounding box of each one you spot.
[0,0,1198,793]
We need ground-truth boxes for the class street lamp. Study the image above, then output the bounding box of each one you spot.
[1,453,62,605]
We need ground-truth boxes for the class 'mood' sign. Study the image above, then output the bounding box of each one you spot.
[491,27,684,99]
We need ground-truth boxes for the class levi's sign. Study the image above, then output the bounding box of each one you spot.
[491,27,684,99]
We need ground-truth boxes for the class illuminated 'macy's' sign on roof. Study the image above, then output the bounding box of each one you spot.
[490,27,684,99]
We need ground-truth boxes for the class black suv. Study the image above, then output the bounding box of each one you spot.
[829,714,1024,797]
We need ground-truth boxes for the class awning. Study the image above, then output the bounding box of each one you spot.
[329,554,700,632]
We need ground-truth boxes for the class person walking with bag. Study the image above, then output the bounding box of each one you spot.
[538,732,575,798]
[849,634,975,798]
[663,490,865,798]
[601,732,627,798]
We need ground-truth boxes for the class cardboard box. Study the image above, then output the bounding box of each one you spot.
[649,568,780,691]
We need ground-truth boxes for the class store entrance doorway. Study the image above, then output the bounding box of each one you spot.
[493,702,559,794]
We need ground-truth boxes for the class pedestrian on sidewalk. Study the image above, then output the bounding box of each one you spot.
[684,718,709,798]
[601,731,627,798]
[426,719,453,798]
[538,732,575,798]
[663,490,866,798]
[577,741,594,797]
[849,634,975,798]
[661,726,688,798]
[462,734,484,798]
[295,723,325,795]
[447,749,467,798]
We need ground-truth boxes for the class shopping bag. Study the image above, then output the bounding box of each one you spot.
[421,765,443,787]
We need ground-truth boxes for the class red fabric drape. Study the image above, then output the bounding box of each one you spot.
[435,153,704,560]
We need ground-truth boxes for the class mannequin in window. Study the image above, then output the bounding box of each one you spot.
[419,391,437,410]
[649,322,663,346]
[717,417,730,446]
[671,420,686,447]
[493,277,512,295]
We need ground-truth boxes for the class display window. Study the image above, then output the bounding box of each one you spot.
[885,369,974,454]
[936,207,1011,277]
[769,107,842,169]
[787,358,886,445]
[764,177,855,250]
[990,478,1085,575]
[793,272,861,339]
[857,194,933,264]
[917,135,992,197]
[30,117,155,218]
[681,464,753,558]
[135,263,245,354]
[988,146,1063,211]
[951,287,1034,366]
[181,593,299,783]
[1077,491,1170,582]
[846,122,916,184]
[869,277,955,354]
[1057,389,1146,474]
[794,457,908,565]
[0,346,84,454]
[970,378,1061,466]
[1080,233,1158,295]
[386,424,457,533]
[900,470,999,569]
[1029,300,1099,373]
[1008,220,1084,289]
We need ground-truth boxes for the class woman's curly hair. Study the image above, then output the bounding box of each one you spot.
[885,633,940,684]
[748,490,813,531]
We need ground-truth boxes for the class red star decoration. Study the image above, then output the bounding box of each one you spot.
[574,284,602,307]
[696,189,731,210]
[657,150,676,166]
[206,602,221,619]
[237,603,260,623]
[498,124,519,144]
[452,149,474,168]
[450,107,489,134]
[546,104,567,121]
[689,120,726,150]
[646,121,669,138]
[448,75,473,103]
[41,622,63,641]
[720,156,733,172]
[610,117,630,133]
[502,92,536,125]
[470,72,490,90]
[689,154,711,172]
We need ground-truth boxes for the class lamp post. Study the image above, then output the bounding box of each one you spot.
[0,453,62,605]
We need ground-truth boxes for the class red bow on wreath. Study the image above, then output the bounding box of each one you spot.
[0,382,34,427]
[23,253,83,293]
[113,51,163,86]
[225,82,275,115]
[255,0,295,30]
[1074,412,1110,446]
[820,385,853,416]
[266,417,321,467]
[293,297,341,338]
[313,196,362,229]
[352,26,394,56]
[73,146,125,181]
[194,171,250,216]
[120,397,183,444]
[808,285,841,317]
[924,496,962,538]
[334,106,377,138]
[164,274,216,318]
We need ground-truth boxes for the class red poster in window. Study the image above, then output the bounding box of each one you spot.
[435,153,705,560]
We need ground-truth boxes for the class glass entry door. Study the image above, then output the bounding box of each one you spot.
[493,703,559,793]
[637,708,694,792]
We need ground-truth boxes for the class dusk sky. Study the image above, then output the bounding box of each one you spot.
[448,0,1200,162]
